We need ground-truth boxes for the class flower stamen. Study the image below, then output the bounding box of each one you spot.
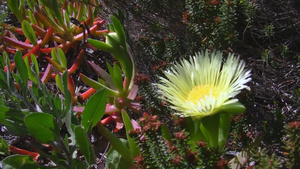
[187,85,219,103]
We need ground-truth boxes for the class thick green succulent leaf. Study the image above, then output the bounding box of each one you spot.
[31,54,39,75]
[121,110,139,158]
[110,15,126,47]
[88,61,115,89]
[7,0,23,21]
[113,63,123,93]
[22,20,37,46]
[55,74,63,93]
[97,123,133,163]
[80,73,118,97]
[87,39,113,52]
[106,138,132,169]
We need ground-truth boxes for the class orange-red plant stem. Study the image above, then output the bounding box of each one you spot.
[9,145,40,162]
[68,49,85,74]
[2,36,33,49]
[80,88,97,101]
[41,26,54,47]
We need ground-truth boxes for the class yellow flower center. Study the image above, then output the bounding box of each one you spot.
[187,85,219,103]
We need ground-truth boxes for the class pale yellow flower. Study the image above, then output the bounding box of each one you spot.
[157,50,251,118]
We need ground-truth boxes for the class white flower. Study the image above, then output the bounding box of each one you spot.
[157,50,251,118]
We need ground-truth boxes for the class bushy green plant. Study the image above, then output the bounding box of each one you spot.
[184,0,256,49]
[250,147,281,169]
[0,1,140,168]
[129,113,227,169]
[283,121,300,169]
[0,52,102,168]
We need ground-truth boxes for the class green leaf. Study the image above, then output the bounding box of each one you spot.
[7,0,22,21]
[88,61,115,89]
[106,138,132,169]
[24,56,37,84]
[200,114,220,149]
[2,155,43,169]
[55,74,63,93]
[74,126,96,166]
[21,20,37,46]
[87,39,113,52]
[214,102,246,115]
[110,15,126,46]
[184,117,203,143]
[121,110,139,158]
[62,72,71,112]
[218,113,232,148]
[57,48,67,69]
[31,54,39,75]
[81,89,107,133]
[97,123,133,164]
[80,73,118,97]
[0,106,28,136]
[0,54,5,69]
[24,113,57,143]
[0,137,10,156]
[14,51,28,88]
[51,48,60,65]
[62,72,76,145]
[113,63,123,92]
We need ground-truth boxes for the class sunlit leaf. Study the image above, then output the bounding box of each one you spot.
[113,63,123,93]
[82,89,106,133]
[22,20,37,46]
[121,110,139,157]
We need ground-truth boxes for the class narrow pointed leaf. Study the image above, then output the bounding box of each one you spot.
[121,110,139,157]
[14,51,28,88]
[75,126,96,166]
[88,61,115,89]
[80,73,118,97]
[87,39,113,52]
[55,74,63,93]
[30,54,39,75]
[21,20,37,46]
[51,48,60,64]
[57,47,67,69]
[24,56,37,84]
[113,63,123,92]
[7,0,22,21]
[110,15,126,46]
[97,123,132,163]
